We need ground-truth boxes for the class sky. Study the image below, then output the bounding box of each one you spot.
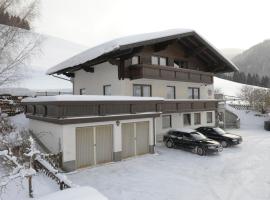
[34,0,270,50]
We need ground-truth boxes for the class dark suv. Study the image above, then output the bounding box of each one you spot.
[163,129,223,156]
[196,127,242,148]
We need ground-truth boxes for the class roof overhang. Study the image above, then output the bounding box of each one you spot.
[47,29,239,75]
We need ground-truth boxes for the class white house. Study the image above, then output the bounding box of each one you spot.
[23,29,238,171]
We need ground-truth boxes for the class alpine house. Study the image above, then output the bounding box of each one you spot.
[23,29,238,171]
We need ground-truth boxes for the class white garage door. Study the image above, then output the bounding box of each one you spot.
[76,125,113,168]
[121,121,149,159]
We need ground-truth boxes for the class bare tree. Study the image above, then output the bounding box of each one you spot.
[0,0,41,86]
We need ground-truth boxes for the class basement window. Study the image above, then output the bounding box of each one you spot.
[162,115,172,129]
[207,112,213,123]
[194,113,201,125]
[183,114,191,126]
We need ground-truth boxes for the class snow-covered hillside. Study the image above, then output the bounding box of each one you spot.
[214,77,267,97]
[16,33,87,90]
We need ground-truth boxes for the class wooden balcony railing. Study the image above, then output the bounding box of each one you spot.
[126,64,213,84]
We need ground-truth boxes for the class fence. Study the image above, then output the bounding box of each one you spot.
[33,154,73,190]
[35,91,72,97]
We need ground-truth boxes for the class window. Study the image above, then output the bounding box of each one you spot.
[162,115,171,129]
[166,86,176,99]
[183,114,191,126]
[151,56,167,66]
[208,89,212,97]
[79,88,86,95]
[103,85,111,96]
[188,87,200,99]
[194,113,201,125]
[207,112,213,123]
[174,60,188,68]
[159,57,167,66]
[133,84,151,97]
[131,56,139,65]
[151,56,159,65]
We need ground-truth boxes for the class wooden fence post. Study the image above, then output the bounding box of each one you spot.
[28,176,33,198]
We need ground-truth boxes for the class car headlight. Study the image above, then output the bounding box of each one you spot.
[232,139,238,142]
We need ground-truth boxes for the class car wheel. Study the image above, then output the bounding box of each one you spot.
[221,141,228,148]
[197,147,205,156]
[166,140,174,148]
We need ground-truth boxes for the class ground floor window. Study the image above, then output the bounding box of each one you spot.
[183,114,191,126]
[194,113,201,125]
[207,112,213,123]
[162,115,171,129]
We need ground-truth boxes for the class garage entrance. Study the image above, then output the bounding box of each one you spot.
[76,125,113,168]
[121,121,149,159]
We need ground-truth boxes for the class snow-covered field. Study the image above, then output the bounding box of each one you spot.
[1,108,270,200]
[66,108,270,200]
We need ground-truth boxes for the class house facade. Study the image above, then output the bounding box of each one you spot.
[23,29,238,171]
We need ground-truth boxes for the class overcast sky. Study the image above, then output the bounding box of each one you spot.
[34,0,270,50]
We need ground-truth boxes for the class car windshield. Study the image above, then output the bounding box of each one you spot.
[213,128,226,135]
[190,132,207,141]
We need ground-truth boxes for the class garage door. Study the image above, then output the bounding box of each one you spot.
[121,121,149,159]
[136,121,149,155]
[121,123,135,159]
[76,127,95,168]
[96,125,113,164]
[76,125,113,168]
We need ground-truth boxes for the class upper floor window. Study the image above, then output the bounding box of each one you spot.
[103,85,112,96]
[79,88,86,95]
[174,60,188,68]
[188,87,200,99]
[166,86,176,99]
[133,84,151,97]
[151,56,167,66]
[131,56,139,65]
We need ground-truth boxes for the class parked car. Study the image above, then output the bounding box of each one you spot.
[163,129,223,156]
[196,127,242,148]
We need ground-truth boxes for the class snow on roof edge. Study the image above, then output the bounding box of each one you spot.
[46,29,194,75]
[22,95,164,103]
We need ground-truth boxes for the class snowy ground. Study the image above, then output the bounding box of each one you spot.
[2,110,270,200]
[66,108,270,200]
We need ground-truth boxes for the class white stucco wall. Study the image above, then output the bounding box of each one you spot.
[156,111,216,141]
[29,119,63,154]
[73,62,214,99]
[74,62,125,95]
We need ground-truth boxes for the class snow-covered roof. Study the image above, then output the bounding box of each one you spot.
[22,95,164,103]
[37,186,108,200]
[47,29,238,75]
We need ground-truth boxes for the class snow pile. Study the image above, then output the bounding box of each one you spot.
[37,186,108,200]
[22,95,164,102]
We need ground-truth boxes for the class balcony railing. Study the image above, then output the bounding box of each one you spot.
[23,99,218,124]
[126,64,213,84]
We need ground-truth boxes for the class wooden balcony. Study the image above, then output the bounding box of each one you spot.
[125,64,213,84]
[23,98,218,124]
